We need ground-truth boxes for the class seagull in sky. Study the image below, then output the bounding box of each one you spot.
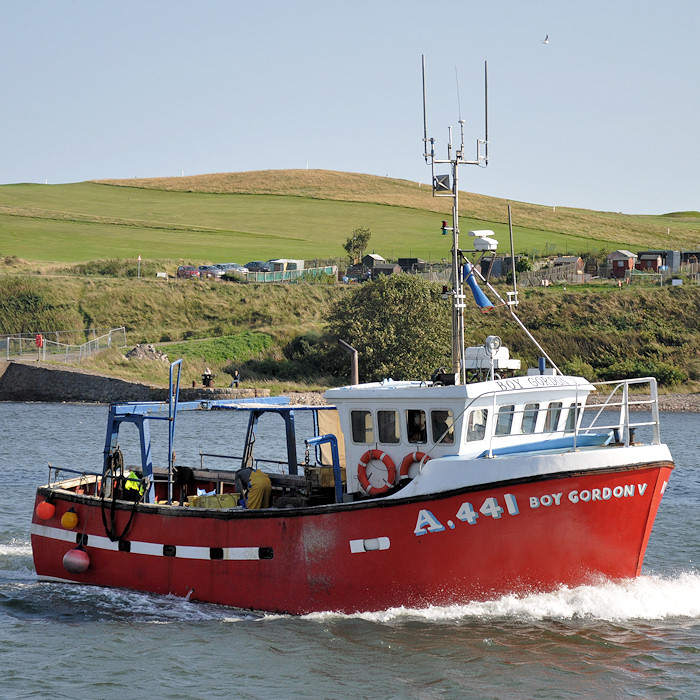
[542,34,549,44]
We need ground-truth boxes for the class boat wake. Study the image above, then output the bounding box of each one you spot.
[301,571,700,624]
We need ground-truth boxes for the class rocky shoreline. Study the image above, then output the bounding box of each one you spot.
[645,392,700,412]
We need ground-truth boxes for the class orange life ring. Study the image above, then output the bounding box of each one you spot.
[357,449,396,496]
[399,451,431,480]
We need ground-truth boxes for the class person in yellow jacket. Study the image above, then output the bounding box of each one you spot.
[235,467,271,509]
[124,469,144,499]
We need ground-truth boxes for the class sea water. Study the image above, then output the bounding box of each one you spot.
[0,403,698,699]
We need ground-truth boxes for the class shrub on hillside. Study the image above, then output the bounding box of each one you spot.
[560,356,596,380]
[597,358,687,386]
[64,259,171,278]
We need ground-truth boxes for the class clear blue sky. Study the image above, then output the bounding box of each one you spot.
[2,0,698,215]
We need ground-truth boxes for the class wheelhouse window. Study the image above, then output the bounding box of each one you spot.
[377,409,400,444]
[544,402,563,432]
[351,410,374,443]
[565,403,582,432]
[495,405,515,436]
[431,410,454,445]
[406,409,427,444]
[466,409,488,442]
[522,403,539,434]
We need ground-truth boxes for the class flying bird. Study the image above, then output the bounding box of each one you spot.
[542,35,549,44]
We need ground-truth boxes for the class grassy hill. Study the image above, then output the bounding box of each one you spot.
[2,274,698,391]
[1,169,698,392]
[1,170,698,267]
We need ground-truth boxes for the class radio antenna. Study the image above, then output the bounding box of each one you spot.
[455,65,462,122]
[421,55,489,383]
[483,61,489,165]
[422,55,431,164]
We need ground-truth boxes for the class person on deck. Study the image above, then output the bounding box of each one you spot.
[235,467,271,509]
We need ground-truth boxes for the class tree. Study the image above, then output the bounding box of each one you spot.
[327,274,451,382]
[343,227,372,266]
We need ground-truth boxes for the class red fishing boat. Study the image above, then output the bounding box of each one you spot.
[30,59,673,613]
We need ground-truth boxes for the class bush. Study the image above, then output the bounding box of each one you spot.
[326,275,451,382]
[597,358,687,386]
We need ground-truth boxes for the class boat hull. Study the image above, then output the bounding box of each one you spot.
[31,462,672,614]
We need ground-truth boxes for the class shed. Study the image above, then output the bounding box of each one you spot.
[637,250,681,272]
[606,250,637,278]
[371,263,402,279]
[553,256,584,273]
[397,257,427,272]
[635,253,662,272]
[362,253,386,269]
[481,256,502,279]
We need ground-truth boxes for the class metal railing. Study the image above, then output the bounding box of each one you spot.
[4,327,127,363]
[245,266,338,283]
[436,376,662,464]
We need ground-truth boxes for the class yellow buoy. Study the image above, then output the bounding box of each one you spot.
[61,507,79,529]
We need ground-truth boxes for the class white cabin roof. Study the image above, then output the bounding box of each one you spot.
[325,375,595,404]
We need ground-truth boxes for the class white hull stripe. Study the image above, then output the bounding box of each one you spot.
[31,523,266,561]
[349,537,390,553]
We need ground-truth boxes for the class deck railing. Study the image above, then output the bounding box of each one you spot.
[455,376,663,461]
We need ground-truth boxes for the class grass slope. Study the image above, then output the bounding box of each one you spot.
[1,171,698,265]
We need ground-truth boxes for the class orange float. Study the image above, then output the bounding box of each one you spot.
[36,500,55,520]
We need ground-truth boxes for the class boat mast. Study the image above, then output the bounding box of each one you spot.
[422,57,488,384]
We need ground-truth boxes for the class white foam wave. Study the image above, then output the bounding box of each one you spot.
[0,543,32,557]
[301,571,700,624]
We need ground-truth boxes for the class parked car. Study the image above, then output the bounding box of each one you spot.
[216,263,249,275]
[244,261,272,273]
[177,265,200,279]
[197,265,225,279]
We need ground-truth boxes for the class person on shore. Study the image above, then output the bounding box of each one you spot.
[230,369,240,388]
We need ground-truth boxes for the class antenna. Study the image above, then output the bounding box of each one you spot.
[422,55,430,164]
[455,65,462,122]
[483,61,489,165]
[421,55,489,383]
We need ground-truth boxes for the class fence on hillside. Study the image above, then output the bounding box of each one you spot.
[3,327,127,363]
[245,265,338,283]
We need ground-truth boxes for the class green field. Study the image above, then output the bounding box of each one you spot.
[2,171,697,266]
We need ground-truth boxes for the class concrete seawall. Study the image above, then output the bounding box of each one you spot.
[0,361,269,403]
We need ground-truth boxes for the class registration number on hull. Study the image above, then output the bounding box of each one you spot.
[414,482,651,536]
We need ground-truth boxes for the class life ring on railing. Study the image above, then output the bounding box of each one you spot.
[357,449,396,496]
[399,451,431,481]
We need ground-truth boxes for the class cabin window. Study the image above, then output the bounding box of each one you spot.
[406,409,427,444]
[351,410,374,443]
[544,402,563,432]
[565,403,582,432]
[495,405,515,436]
[522,403,539,434]
[377,410,400,444]
[466,409,488,442]
[431,410,454,444]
